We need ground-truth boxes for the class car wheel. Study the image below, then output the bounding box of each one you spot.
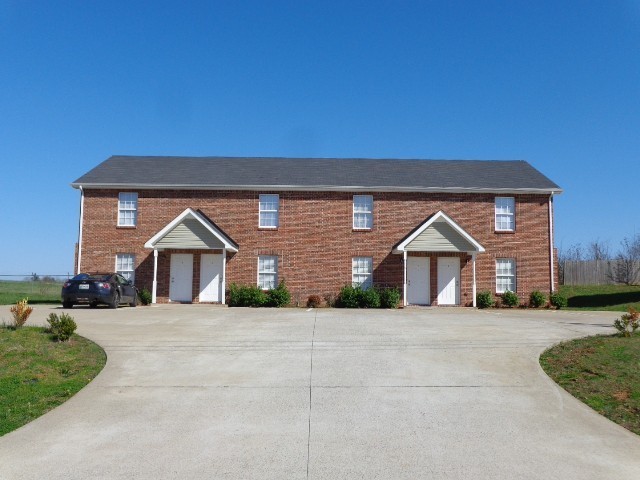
[110,292,120,309]
[62,301,73,309]
[89,301,98,309]
[130,294,137,308]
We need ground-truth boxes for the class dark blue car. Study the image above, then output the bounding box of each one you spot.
[61,273,138,309]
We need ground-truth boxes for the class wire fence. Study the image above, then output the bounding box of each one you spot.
[0,275,73,304]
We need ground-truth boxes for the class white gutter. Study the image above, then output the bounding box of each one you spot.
[549,193,555,292]
[76,186,84,274]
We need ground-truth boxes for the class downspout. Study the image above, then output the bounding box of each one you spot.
[76,186,84,275]
[549,193,555,293]
[403,251,407,306]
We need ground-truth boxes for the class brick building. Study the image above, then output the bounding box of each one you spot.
[71,156,562,307]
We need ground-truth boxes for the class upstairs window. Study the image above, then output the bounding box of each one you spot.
[258,255,278,290]
[259,194,279,228]
[353,195,373,230]
[118,192,138,226]
[352,257,373,290]
[116,253,135,282]
[495,197,515,232]
[496,258,516,294]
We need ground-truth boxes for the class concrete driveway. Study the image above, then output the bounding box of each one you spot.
[0,305,639,479]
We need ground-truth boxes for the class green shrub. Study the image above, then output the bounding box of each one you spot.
[501,290,520,307]
[529,290,546,308]
[549,292,568,309]
[46,313,77,342]
[266,280,291,307]
[307,295,322,308]
[378,287,401,309]
[138,288,152,306]
[476,291,494,309]
[228,284,268,307]
[613,307,639,337]
[337,285,361,308]
[359,288,381,308]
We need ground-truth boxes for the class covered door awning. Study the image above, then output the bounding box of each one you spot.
[393,211,484,307]
[144,208,238,303]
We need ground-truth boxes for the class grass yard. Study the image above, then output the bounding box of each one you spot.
[540,332,640,435]
[0,326,106,436]
[0,280,63,305]
[559,284,640,312]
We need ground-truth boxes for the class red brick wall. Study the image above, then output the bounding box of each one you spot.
[78,189,555,305]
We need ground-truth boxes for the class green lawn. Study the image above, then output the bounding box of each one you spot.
[0,280,63,305]
[0,326,106,436]
[559,284,640,312]
[540,332,640,435]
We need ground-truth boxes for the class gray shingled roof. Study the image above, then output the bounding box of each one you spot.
[71,156,562,193]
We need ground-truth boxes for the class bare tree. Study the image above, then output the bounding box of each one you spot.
[587,239,611,261]
[613,234,640,285]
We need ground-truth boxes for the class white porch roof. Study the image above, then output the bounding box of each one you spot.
[144,208,238,252]
[393,210,485,254]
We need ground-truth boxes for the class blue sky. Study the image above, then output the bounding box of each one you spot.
[1,1,639,276]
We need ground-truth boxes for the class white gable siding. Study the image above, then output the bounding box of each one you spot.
[405,221,475,252]
[155,219,225,249]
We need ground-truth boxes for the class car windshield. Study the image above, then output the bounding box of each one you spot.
[72,273,111,281]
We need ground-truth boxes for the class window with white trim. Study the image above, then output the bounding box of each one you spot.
[259,194,279,228]
[258,255,278,290]
[352,257,373,290]
[495,197,515,232]
[496,258,516,294]
[353,195,373,230]
[116,254,135,282]
[118,192,138,226]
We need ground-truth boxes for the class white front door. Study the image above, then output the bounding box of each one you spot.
[437,257,460,305]
[199,253,222,302]
[407,256,430,305]
[170,254,193,302]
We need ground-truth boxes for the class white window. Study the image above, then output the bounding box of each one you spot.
[116,254,135,282]
[258,255,278,289]
[259,194,279,228]
[496,258,516,294]
[352,257,373,290]
[118,192,138,226]
[353,195,373,230]
[495,197,515,232]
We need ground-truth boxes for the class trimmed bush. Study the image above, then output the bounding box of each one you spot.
[266,280,291,307]
[378,287,401,309]
[359,288,381,308]
[10,298,33,329]
[549,292,568,309]
[337,285,361,308]
[307,295,322,308]
[529,290,546,308]
[501,290,520,307]
[228,284,268,307]
[46,313,77,342]
[138,288,152,306]
[476,291,494,309]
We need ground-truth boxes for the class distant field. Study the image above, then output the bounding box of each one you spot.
[559,284,640,312]
[0,281,63,305]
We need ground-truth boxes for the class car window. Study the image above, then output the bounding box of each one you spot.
[71,273,90,281]
[116,275,128,285]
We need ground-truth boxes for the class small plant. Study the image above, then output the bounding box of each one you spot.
[501,290,519,308]
[549,292,568,309]
[476,291,494,309]
[613,307,639,338]
[337,285,361,308]
[138,288,152,305]
[307,295,322,308]
[359,288,381,308]
[46,313,77,342]
[10,298,33,329]
[378,287,401,309]
[266,280,291,307]
[529,291,546,308]
[228,284,267,307]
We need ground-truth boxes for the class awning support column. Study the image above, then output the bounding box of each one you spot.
[221,249,227,305]
[471,252,477,307]
[152,249,158,304]
[403,251,408,306]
